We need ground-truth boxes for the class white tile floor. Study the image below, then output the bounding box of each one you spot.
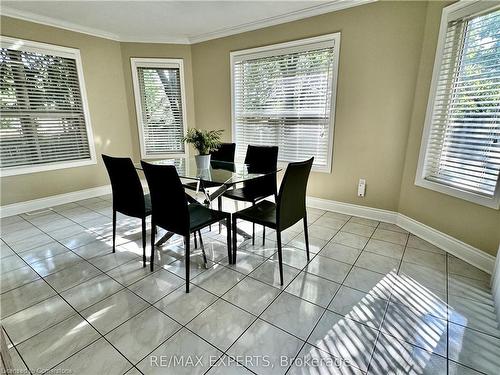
[1,195,500,375]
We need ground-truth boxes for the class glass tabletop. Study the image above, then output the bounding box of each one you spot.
[136,157,278,185]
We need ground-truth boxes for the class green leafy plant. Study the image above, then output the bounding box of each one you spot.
[183,128,223,155]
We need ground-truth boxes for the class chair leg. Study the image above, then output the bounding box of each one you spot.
[218,196,223,234]
[226,217,232,264]
[112,210,116,253]
[199,230,207,267]
[263,226,266,246]
[150,222,155,272]
[185,235,191,293]
[141,218,147,268]
[276,230,284,286]
[303,216,310,261]
[252,202,255,246]
[232,216,238,264]
[194,231,198,249]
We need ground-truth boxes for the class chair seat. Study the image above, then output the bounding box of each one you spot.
[223,186,272,203]
[234,199,277,228]
[189,203,227,231]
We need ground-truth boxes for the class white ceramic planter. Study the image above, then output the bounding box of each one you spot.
[195,154,211,169]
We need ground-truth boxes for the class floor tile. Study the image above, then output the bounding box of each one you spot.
[354,252,400,274]
[377,222,408,234]
[221,251,267,275]
[448,360,484,375]
[448,256,490,282]
[222,277,280,315]
[328,286,388,329]
[30,251,83,277]
[17,241,70,264]
[164,257,214,281]
[285,271,340,307]
[106,306,181,364]
[407,235,445,254]
[1,255,27,273]
[0,241,15,259]
[331,232,369,249]
[188,299,255,351]
[399,262,446,294]
[308,310,378,372]
[206,356,255,374]
[137,327,222,375]
[0,278,56,318]
[287,234,326,254]
[323,212,351,221]
[129,269,184,303]
[87,248,138,270]
[403,247,446,272]
[307,224,337,241]
[381,301,447,356]
[261,292,324,340]
[228,319,304,375]
[391,273,447,320]
[448,274,491,303]
[82,289,149,334]
[304,255,351,283]
[192,264,245,296]
[61,273,124,311]
[154,284,218,324]
[348,216,379,228]
[44,261,102,292]
[3,294,75,345]
[341,222,376,237]
[270,246,311,270]
[6,232,54,253]
[368,333,446,375]
[288,343,364,375]
[371,229,408,246]
[7,346,29,374]
[319,242,361,264]
[448,294,500,337]
[47,223,88,241]
[60,231,100,250]
[448,322,500,374]
[57,337,132,375]
[107,259,160,286]
[250,258,301,289]
[0,265,40,293]
[364,239,404,260]
[314,215,347,230]
[343,267,394,300]
[17,315,100,373]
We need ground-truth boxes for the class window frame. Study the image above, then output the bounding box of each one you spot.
[0,36,96,177]
[230,33,341,173]
[130,57,188,160]
[415,1,500,209]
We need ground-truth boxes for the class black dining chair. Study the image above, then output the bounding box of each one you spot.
[141,161,232,292]
[222,145,278,244]
[231,157,314,286]
[102,155,151,267]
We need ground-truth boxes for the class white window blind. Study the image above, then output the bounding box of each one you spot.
[417,3,500,208]
[0,37,94,176]
[131,59,186,159]
[231,34,340,172]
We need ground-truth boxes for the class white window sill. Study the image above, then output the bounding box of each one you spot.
[415,176,500,210]
[1,159,97,177]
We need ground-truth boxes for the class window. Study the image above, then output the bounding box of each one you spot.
[0,37,95,176]
[416,2,500,209]
[231,34,340,172]
[131,58,187,159]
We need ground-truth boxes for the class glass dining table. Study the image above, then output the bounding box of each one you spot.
[135,156,280,245]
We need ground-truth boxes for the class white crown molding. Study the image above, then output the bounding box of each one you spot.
[188,0,376,44]
[1,0,376,44]
[307,196,496,274]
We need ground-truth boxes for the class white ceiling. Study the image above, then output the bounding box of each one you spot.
[0,0,373,44]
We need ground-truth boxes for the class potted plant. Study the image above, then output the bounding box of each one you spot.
[183,128,223,169]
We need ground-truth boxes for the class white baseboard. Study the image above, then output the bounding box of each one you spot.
[0,185,111,218]
[1,189,495,274]
[307,196,496,275]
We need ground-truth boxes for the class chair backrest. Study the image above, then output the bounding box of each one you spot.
[102,154,146,218]
[211,143,236,162]
[276,157,314,230]
[243,145,279,196]
[141,161,190,235]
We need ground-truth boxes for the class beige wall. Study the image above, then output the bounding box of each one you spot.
[1,2,499,255]
[119,42,196,160]
[0,16,132,205]
[191,1,428,212]
[397,1,500,256]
